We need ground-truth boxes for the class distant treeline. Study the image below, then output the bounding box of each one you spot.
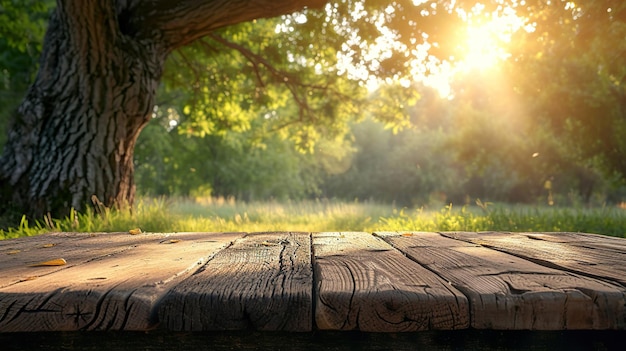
[134,109,626,208]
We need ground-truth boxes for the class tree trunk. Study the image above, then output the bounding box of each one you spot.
[0,3,164,219]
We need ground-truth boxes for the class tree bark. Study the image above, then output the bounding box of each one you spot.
[0,0,327,220]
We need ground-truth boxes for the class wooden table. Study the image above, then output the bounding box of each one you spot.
[1,230,624,333]
[1,231,625,349]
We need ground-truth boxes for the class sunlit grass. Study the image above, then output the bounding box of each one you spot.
[1,197,625,240]
[168,197,393,233]
[378,203,626,237]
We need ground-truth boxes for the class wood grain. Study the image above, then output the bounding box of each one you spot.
[313,232,469,332]
[1,231,625,333]
[377,232,626,330]
[442,232,626,286]
[157,232,313,331]
[0,232,243,331]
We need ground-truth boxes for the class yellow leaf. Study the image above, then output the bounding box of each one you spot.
[129,228,142,235]
[161,239,181,244]
[7,250,21,255]
[29,258,67,267]
[42,243,56,248]
[401,233,414,237]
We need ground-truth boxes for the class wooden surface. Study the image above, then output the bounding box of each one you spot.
[313,232,468,331]
[158,232,312,331]
[0,231,625,332]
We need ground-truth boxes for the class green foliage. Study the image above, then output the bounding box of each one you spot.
[134,116,344,200]
[321,114,465,206]
[159,13,369,152]
[0,0,52,53]
[502,0,626,179]
[0,0,53,150]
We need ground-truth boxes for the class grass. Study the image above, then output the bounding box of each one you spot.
[1,197,625,240]
[380,203,626,237]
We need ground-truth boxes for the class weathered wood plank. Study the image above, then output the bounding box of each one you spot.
[442,232,626,286]
[377,232,626,330]
[0,232,243,332]
[157,232,312,331]
[313,232,469,332]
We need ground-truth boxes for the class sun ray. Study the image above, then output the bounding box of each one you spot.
[457,9,525,72]
[407,4,529,98]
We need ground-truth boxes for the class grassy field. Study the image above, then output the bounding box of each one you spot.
[1,197,625,240]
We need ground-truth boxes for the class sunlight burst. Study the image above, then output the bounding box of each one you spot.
[412,4,529,97]
[456,7,525,72]
[339,2,529,99]
[461,23,509,71]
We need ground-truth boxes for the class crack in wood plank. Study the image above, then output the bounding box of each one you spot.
[442,231,626,288]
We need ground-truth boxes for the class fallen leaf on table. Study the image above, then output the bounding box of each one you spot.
[42,243,56,248]
[161,239,181,244]
[7,250,21,255]
[401,233,414,237]
[29,258,67,267]
[129,228,142,235]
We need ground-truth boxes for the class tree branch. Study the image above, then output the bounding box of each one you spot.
[207,33,316,121]
[134,0,329,52]
[206,32,363,134]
